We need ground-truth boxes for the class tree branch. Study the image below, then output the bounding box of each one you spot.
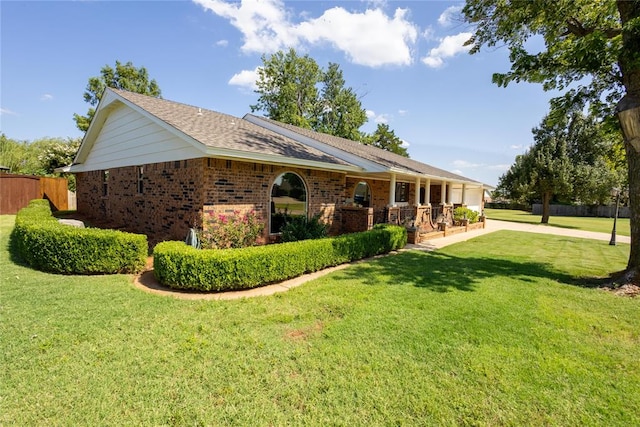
[562,16,621,39]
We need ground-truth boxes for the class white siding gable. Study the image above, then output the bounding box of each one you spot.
[75,104,203,172]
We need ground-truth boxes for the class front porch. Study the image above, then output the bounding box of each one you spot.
[338,203,486,244]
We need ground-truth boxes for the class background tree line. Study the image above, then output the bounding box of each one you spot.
[493,108,628,223]
[0,134,80,190]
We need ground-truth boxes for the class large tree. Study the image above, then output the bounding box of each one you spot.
[253,49,399,150]
[364,123,409,157]
[498,114,573,223]
[252,49,322,129]
[497,111,620,223]
[73,60,162,132]
[463,0,640,278]
[312,63,368,141]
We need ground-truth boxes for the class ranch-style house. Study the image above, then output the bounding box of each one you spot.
[64,88,489,245]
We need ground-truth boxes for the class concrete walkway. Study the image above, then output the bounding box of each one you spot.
[406,219,630,251]
[133,219,630,300]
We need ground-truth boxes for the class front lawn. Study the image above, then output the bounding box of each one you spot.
[485,208,631,236]
[1,215,637,425]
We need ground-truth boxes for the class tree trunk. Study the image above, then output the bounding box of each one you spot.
[541,192,551,224]
[624,139,640,272]
[616,0,640,277]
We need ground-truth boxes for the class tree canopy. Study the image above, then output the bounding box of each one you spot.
[363,123,409,157]
[73,60,162,132]
[463,0,640,275]
[252,49,408,156]
[0,134,80,190]
[496,111,622,223]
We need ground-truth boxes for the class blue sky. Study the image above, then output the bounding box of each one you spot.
[1,0,557,186]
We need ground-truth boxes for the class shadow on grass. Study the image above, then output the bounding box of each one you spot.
[339,250,603,293]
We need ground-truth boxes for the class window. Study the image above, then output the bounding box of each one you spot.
[353,181,371,207]
[395,182,408,203]
[137,166,144,194]
[270,172,307,233]
[102,170,109,196]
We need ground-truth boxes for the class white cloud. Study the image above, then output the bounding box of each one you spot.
[422,26,436,40]
[40,93,53,101]
[194,0,418,67]
[216,39,229,47]
[366,110,389,124]
[421,32,472,68]
[400,139,410,147]
[452,169,464,176]
[0,107,18,116]
[228,67,261,90]
[297,7,418,67]
[452,159,482,168]
[397,109,408,116]
[437,6,462,27]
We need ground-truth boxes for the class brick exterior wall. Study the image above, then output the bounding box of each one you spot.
[77,159,204,244]
[76,158,350,245]
[345,177,390,209]
[340,206,374,233]
[202,159,346,238]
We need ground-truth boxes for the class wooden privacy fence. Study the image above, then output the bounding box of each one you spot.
[0,174,68,214]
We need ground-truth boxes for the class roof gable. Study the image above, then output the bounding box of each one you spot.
[69,88,357,173]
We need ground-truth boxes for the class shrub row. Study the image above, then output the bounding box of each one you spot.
[12,199,147,274]
[153,224,407,292]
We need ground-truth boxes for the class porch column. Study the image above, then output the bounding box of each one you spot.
[462,184,467,206]
[389,173,396,206]
[425,179,431,205]
[414,176,421,206]
[441,181,447,204]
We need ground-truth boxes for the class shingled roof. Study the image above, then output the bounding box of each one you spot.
[110,89,351,167]
[77,89,483,185]
[245,114,482,184]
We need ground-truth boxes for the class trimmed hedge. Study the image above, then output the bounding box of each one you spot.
[12,199,147,274]
[154,224,407,292]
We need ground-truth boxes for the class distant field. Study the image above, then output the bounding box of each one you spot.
[484,208,631,237]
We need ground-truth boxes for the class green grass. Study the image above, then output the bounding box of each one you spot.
[1,215,638,426]
[485,208,631,236]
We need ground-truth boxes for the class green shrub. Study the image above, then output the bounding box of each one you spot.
[154,224,407,292]
[12,199,147,274]
[453,207,479,224]
[280,213,328,242]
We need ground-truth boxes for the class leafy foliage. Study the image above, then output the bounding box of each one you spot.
[363,123,409,157]
[12,199,147,274]
[73,60,161,132]
[280,214,328,242]
[252,49,408,156]
[462,0,640,270]
[453,207,480,224]
[153,224,407,292]
[496,111,622,223]
[0,134,80,190]
[199,210,264,249]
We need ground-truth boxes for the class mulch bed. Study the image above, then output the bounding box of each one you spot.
[600,269,640,298]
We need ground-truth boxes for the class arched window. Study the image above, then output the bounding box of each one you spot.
[270,172,307,233]
[353,181,371,207]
